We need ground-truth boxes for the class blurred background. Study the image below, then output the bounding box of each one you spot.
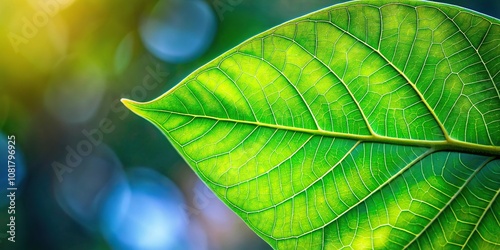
[0,0,498,249]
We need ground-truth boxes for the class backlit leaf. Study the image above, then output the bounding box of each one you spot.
[122,0,500,248]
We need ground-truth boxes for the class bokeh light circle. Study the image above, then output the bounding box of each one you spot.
[114,32,135,75]
[100,167,191,250]
[53,144,126,230]
[139,0,217,63]
[44,62,106,124]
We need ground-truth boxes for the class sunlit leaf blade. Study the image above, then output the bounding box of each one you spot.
[122,0,500,248]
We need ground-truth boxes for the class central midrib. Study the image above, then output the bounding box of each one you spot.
[133,106,500,157]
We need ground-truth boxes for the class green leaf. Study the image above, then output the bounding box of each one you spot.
[122,0,500,248]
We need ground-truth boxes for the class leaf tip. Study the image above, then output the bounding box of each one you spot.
[121,98,144,117]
